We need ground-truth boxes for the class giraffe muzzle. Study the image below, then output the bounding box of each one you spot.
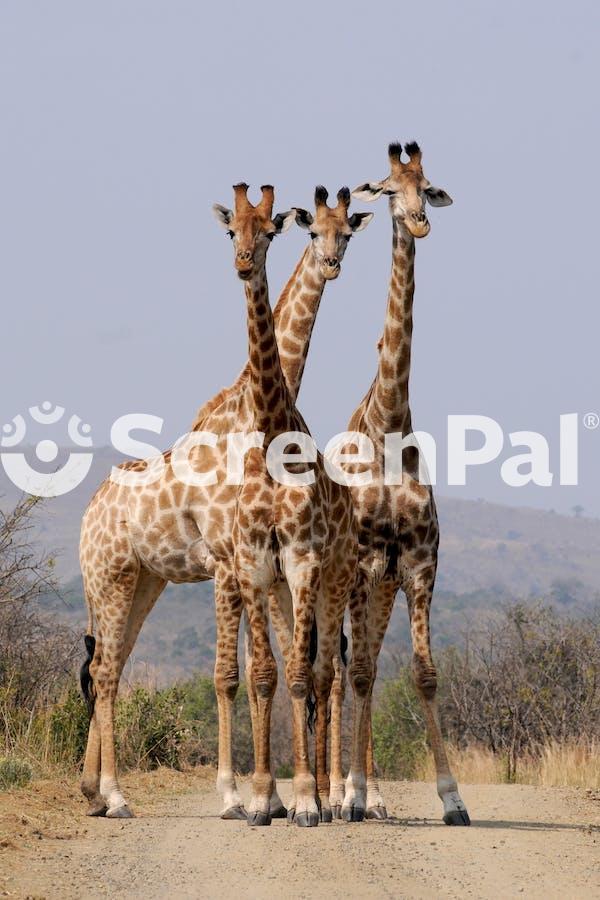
[235,251,254,279]
[407,212,430,238]
[321,257,341,280]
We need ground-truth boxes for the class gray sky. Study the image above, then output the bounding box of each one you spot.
[1,1,598,515]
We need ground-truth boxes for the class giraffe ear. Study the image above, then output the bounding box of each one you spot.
[212,204,234,227]
[348,212,374,233]
[351,182,384,202]
[272,210,296,234]
[293,208,314,230]
[424,186,453,207]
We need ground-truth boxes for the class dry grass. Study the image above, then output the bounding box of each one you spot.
[415,740,600,788]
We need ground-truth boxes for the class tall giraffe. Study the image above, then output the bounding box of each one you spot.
[212,182,365,826]
[78,184,372,822]
[197,185,372,819]
[340,142,470,825]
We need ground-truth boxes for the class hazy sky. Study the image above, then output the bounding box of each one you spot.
[1,1,599,515]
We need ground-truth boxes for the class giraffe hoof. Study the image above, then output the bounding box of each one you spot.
[106,804,134,819]
[366,805,388,820]
[295,811,319,828]
[287,807,296,824]
[319,807,333,823]
[270,804,288,819]
[86,800,108,817]
[330,804,343,820]
[342,805,365,823]
[443,808,471,826]
[247,810,271,827]
[221,805,248,821]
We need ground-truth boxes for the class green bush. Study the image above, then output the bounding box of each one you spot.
[0,756,33,790]
[49,686,90,765]
[115,685,191,770]
[181,675,254,773]
[372,669,428,779]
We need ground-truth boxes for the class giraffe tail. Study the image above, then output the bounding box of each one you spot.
[306,623,348,731]
[80,633,96,718]
[340,624,348,667]
[307,620,318,732]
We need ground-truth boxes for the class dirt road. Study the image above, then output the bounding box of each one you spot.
[2,772,599,899]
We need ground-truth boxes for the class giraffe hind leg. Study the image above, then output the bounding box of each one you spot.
[405,565,470,826]
[84,566,165,819]
[80,605,106,815]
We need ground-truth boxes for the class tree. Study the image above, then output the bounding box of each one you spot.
[0,495,58,606]
[438,603,600,779]
[0,495,73,713]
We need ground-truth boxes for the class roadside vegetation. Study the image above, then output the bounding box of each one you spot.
[1,497,599,791]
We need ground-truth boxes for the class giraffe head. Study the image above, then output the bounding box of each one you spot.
[293,186,373,280]
[352,143,452,238]
[213,183,295,280]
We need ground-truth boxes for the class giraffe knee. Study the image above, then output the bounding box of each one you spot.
[253,659,277,699]
[349,657,373,698]
[313,661,334,700]
[214,667,240,701]
[413,654,437,699]
[286,659,311,699]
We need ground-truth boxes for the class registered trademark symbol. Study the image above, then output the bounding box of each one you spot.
[583,412,599,430]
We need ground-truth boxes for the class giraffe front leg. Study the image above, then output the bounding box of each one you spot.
[328,653,345,819]
[245,614,286,819]
[365,694,387,820]
[265,585,292,819]
[215,567,246,820]
[240,583,277,827]
[360,578,400,820]
[342,576,373,823]
[285,561,320,828]
[312,598,344,824]
[247,646,277,827]
[406,566,470,826]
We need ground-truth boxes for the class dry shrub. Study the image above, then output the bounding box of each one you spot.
[374,602,600,787]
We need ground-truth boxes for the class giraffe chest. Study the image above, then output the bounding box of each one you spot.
[352,477,438,581]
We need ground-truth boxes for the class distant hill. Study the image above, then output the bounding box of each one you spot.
[3,447,599,682]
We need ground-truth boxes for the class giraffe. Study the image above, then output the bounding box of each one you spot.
[212,182,366,826]
[198,184,372,819]
[78,183,372,823]
[338,142,471,825]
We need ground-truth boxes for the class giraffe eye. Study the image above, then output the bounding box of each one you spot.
[226,230,234,239]
[309,231,317,240]
[266,232,275,242]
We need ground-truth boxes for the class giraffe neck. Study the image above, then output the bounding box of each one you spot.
[245,264,293,440]
[272,246,325,403]
[190,245,324,432]
[365,216,415,436]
